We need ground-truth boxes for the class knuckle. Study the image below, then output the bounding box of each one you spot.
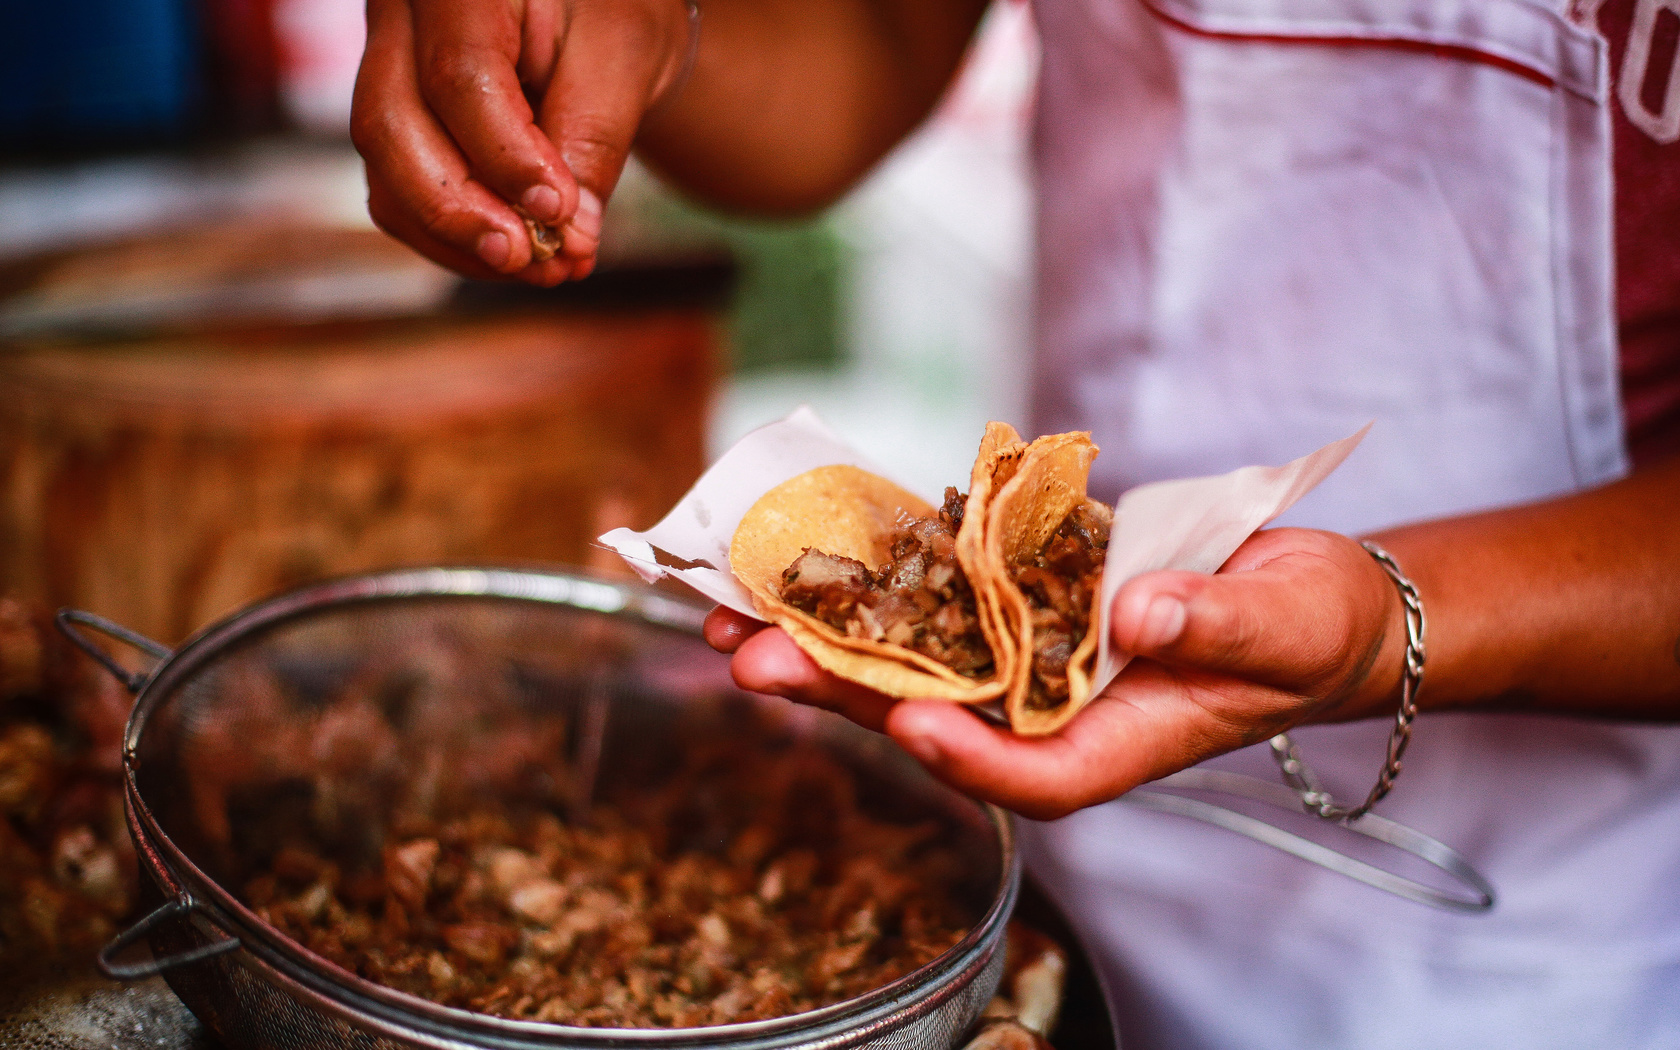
[365,195,398,237]
[419,46,501,105]
[348,76,396,155]
[414,195,463,238]
[1199,595,1260,664]
[562,119,631,180]
[579,0,666,58]
[348,105,384,155]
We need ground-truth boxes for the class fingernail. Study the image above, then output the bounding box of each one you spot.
[521,184,561,222]
[1140,595,1186,650]
[476,230,511,269]
[570,188,602,242]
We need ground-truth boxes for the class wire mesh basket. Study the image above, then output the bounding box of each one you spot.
[62,568,1019,1050]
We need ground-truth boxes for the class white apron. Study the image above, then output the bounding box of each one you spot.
[1025,0,1680,1046]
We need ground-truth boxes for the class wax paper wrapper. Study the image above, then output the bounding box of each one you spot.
[599,407,1367,707]
[599,407,890,617]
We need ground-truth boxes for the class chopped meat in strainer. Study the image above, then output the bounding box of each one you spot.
[243,721,972,1028]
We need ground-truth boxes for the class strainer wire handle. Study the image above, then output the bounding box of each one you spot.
[55,609,173,695]
[1124,768,1495,913]
[96,894,242,981]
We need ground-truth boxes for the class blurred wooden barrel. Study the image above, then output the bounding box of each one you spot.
[0,230,726,645]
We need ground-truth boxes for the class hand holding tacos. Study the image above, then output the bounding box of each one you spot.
[598,407,1368,739]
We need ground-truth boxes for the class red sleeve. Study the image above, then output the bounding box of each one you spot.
[1596,0,1680,466]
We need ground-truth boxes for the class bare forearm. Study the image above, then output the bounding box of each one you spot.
[1370,453,1680,719]
[636,0,989,214]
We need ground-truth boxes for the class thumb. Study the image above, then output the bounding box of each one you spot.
[535,0,692,270]
[1110,546,1377,693]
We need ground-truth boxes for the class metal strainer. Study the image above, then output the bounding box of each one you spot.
[60,568,1019,1050]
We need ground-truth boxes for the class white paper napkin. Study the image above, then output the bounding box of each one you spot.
[1089,424,1369,693]
[598,406,908,617]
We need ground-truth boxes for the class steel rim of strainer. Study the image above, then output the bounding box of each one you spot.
[112,566,1022,1047]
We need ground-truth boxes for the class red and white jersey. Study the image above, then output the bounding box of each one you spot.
[1596,0,1680,464]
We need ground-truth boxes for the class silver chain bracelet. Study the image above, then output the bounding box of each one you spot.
[1268,540,1426,823]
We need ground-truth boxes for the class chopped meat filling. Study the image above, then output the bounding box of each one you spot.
[516,208,562,261]
[780,488,992,678]
[244,733,972,1028]
[1009,503,1112,711]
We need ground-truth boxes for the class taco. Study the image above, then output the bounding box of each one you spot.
[980,432,1111,734]
[729,424,1114,735]
[728,423,1028,703]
